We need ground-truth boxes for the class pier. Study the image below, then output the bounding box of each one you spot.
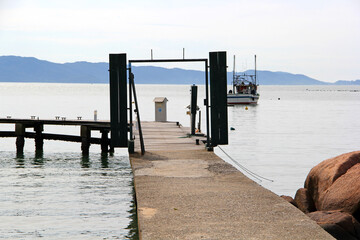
[0,118,111,155]
[0,52,334,238]
[130,121,333,239]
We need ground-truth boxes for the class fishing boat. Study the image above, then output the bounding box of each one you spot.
[227,55,259,105]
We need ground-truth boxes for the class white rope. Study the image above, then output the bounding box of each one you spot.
[218,145,274,183]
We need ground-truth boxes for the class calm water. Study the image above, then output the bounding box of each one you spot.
[0,83,359,238]
[133,84,360,197]
[0,83,135,239]
[221,85,360,196]
[0,152,135,239]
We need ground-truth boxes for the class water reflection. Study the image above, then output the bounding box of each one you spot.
[15,152,25,167]
[126,180,139,240]
[81,155,91,168]
[101,153,109,168]
[5,151,136,238]
[33,151,44,166]
[35,150,44,159]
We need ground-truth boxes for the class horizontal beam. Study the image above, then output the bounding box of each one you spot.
[0,131,15,137]
[129,58,207,63]
[0,131,104,144]
[0,118,110,127]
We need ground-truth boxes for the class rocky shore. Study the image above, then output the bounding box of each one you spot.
[282,151,360,239]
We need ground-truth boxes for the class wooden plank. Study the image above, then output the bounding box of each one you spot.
[0,131,103,144]
[0,118,110,127]
[133,121,205,152]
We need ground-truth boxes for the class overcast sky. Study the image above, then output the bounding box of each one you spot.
[0,0,359,82]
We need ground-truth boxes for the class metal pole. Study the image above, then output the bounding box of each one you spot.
[129,63,133,142]
[131,73,145,155]
[254,54,257,86]
[198,110,201,133]
[130,58,207,63]
[183,48,185,59]
[151,49,153,60]
[233,55,235,93]
[205,60,210,148]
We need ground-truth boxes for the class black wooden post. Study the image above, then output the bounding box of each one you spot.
[190,85,198,135]
[81,125,91,155]
[100,129,109,153]
[109,53,128,149]
[209,51,228,146]
[15,123,25,154]
[34,123,44,152]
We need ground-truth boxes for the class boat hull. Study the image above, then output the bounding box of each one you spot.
[227,94,259,105]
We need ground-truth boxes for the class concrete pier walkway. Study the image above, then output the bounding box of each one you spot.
[129,121,333,239]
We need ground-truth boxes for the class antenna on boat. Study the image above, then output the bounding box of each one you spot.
[254,54,257,86]
[233,55,236,93]
[233,55,236,78]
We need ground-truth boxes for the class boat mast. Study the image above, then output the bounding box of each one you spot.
[254,54,257,86]
[233,55,236,93]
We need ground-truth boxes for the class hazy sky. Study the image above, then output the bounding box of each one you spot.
[0,0,359,82]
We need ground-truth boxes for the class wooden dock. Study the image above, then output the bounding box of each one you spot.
[134,121,206,152]
[0,118,111,154]
[130,121,333,239]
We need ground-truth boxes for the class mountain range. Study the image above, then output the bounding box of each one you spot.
[0,56,358,85]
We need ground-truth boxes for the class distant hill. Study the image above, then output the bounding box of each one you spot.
[0,56,358,85]
[243,70,327,85]
[333,79,360,85]
[0,56,108,83]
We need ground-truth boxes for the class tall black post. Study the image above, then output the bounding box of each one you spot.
[209,51,228,146]
[109,54,128,148]
[128,63,134,153]
[190,85,198,135]
[205,60,210,148]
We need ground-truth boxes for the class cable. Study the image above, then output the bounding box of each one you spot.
[217,146,274,183]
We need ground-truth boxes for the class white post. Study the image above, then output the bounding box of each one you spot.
[94,110,97,121]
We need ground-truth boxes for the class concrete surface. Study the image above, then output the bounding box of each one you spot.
[130,122,333,239]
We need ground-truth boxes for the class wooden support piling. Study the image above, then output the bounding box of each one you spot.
[15,123,25,154]
[109,146,115,155]
[100,130,109,153]
[81,125,91,155]
[34,124,44,152]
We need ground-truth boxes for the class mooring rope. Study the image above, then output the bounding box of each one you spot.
[217,145,274,183]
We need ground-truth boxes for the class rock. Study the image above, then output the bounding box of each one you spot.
[305,151,360,214]
[294,188,316,213]
[307,210,360,239]
[280,195,297,207]
[320,223,357,240]
[321,164,360,215]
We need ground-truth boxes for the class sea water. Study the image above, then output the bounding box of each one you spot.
[131,84,360,196]
[220,85,360,196]
[0,83,135,239]
[0,83,359,238]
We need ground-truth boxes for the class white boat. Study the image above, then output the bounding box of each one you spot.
[227,55,260,105]
[227,93,259,104]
